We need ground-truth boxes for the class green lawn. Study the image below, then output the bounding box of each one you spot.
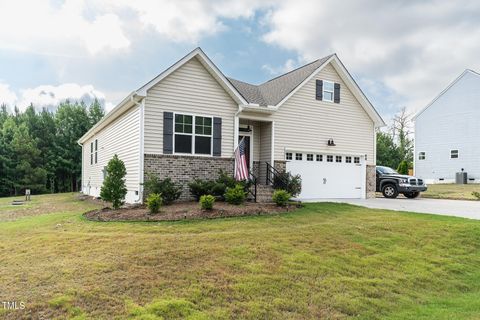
[422,184,480,200]
[1,194,480,319]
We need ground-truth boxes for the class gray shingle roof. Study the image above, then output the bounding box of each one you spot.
[227,54,333,106]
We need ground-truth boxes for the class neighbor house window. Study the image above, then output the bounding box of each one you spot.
[307,154,313,161]
[418,152,426,160]
[94,139,98,164]
[316,154,323,161]
[295,153,303,161]
[354,157,360,164]
[90,142,93,165]
[285,152,292,160]
[450,150,459,159]
[346,156,352,163]
[323,81,334,102]
[174,114,212,155]
[327,155,333,162]
[336,155,342,163]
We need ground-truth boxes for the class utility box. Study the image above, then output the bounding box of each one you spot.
[456,172,468,184]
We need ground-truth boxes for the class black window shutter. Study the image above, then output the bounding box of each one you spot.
[315,80,323,100]
[163,112,173,154]
[334,83,341,103]
[212,117,222,157]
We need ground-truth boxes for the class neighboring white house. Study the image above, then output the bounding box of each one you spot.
[78,47,385,203]
[414,69,480,184]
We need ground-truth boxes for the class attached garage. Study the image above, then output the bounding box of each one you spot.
[286,152,366,199]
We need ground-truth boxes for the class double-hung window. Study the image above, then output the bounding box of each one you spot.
[418,152,426,160]
[94,139,98,164]
[450,150,459,159]
[90,142,93,165]
[323,81,334,102]
[174,114,212,155]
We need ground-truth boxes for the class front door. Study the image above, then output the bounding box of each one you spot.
[238,135,251,171]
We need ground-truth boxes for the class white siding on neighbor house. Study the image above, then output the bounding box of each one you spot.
[144,57,238,157]
[82,105,141,202]
[415,71,480,183]
[271,63,375,164]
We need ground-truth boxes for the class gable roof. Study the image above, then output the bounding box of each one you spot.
[413,69,480,120]
[229,54,384,127]
[79,47,385,144]
[137,47,247,105]
[228,55,333,106]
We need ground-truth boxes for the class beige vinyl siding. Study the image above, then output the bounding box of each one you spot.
[144,57,238,156]
[82,105,140,200]
[259,122,272,181]
[272,63,375,165]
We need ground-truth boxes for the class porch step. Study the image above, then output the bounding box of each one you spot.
[255,184,275,203]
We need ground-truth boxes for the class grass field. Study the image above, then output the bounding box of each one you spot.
[1,193,480,319]
[422,184,480,200]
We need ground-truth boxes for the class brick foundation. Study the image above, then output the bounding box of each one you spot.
[366,165,376,198]
[144,154,234,201]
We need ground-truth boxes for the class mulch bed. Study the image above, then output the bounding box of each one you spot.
[83,201,301,222]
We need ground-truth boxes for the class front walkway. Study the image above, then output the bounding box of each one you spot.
[305,197,480,220]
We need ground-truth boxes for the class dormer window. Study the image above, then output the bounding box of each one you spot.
[323,81,334,102]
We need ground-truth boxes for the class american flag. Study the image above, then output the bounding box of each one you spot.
[234,137,249,181]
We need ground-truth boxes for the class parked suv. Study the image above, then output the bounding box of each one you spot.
[376,166,427,199]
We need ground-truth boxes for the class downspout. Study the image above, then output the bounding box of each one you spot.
[132,95,145,203]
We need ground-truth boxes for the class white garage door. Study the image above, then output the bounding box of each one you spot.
[286,152,365,199]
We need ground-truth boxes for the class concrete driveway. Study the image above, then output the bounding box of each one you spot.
[305,197,480,220]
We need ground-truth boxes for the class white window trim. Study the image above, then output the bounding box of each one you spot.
[418,151,426,160]
[322,80,334,102]
[173,112,213,156]
[450,149,459,159]
[90,141,94,165]
[94,139,98,164]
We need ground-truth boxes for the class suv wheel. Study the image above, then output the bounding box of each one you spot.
[403,192,420,199]
[382,184,398,199]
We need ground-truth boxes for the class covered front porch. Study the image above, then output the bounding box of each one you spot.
[235,115,275,185]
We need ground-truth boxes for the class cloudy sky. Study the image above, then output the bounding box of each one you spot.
[1,0,479,120]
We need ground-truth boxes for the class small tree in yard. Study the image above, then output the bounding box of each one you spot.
[100,154,127,209]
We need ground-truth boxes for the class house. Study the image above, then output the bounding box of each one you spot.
[78,48,385,203]
[414,69,480,184]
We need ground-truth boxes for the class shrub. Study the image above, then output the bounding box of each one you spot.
[146,193,163,214]
[189,170,253,201]
[224,184,247,205]
[273,172,302,197]
[189,179,217,201]
[397,160,409,175]
[143,175,182,205]
[472,191,480,200]
[200,194,215,210]
[100,154,127,209]
[272,189,291,207]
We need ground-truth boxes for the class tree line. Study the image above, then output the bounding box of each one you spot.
[0,100,104,197]
[376,107,414,173]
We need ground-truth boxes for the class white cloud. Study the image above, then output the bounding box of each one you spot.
[0,0,130,55]
[108,0,274,43]
[0,83,114,112]
[0,83,18,107]
[262,0,480,114]
[262,58,299,76]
